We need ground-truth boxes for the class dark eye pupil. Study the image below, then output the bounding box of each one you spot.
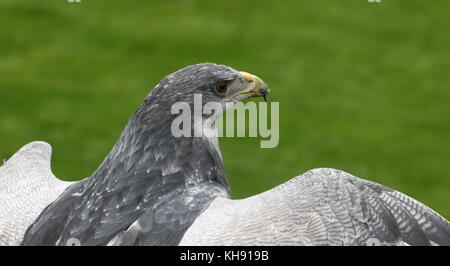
[216,83,228,94]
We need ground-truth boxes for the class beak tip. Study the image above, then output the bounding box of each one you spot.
[259,87,269,102]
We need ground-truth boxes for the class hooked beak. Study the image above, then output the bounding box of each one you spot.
[228,71,269,102]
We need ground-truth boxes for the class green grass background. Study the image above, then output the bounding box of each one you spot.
[0,0,449,218]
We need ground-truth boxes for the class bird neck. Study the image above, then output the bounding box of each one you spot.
[91,103,230,196]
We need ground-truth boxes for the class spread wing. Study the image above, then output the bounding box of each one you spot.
[180,168,450,246]
[0,141,72,245]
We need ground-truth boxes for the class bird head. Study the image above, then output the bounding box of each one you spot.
[144,63,269,121]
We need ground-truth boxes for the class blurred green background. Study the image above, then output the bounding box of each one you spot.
[0,0,449,218]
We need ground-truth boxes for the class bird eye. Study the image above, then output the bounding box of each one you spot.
[215,82,228,95]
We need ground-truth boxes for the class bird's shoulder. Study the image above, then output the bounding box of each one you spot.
[107,182,229,246]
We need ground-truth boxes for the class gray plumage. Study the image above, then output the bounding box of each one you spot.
[21,63,244,245]
[0,63,448,246]
[181,168,450,246]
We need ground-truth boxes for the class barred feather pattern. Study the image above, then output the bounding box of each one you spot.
[0,142,71,245]
[180,168,450,246]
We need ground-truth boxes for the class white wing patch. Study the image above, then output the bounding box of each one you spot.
[180,168,450,246]
[0,141,72,245]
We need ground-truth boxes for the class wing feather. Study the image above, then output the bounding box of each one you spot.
[180,168,450,246]
[0,141,71,245]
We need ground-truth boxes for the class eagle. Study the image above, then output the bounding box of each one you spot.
[0,63,449,246]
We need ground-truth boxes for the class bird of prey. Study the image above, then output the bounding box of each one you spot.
[0,63,449,246]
